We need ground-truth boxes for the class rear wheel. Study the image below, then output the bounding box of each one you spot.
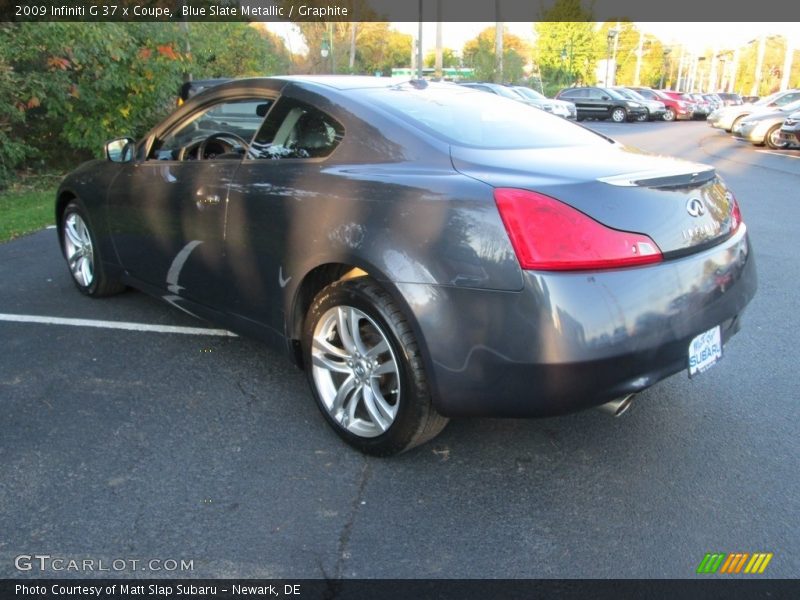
[60,201,125,297]
[663,108,676,122]
[765,124,788,149]
[636,111,649,122]
[303,278,448,456]
[611,107,627,123]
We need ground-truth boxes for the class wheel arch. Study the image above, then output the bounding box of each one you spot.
[286,261,436,387]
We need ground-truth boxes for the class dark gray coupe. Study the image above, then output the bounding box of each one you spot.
[56,76,756,455]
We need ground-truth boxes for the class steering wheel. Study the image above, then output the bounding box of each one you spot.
[197,132,249,160]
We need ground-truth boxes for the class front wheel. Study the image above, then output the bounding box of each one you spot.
[663,108,676,122]
[60,201,125,297]
[303,278,448,455]
[611,107,627,123]
[765,124,788,149]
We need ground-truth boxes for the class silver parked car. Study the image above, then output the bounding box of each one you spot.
[732,99,800,148]
[779,110,800,147]
[708,89,800,132]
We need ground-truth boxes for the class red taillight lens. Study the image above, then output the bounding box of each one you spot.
[730,196,742,232]
[494,188,662,271]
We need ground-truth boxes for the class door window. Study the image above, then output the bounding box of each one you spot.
[248,98,344,160]
[149,98,273,161]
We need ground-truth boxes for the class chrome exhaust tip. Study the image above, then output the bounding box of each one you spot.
[597,394,635,417]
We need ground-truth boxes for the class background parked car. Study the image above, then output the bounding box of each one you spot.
[510,86,577,119]
[459,82,570,118]
[716,92,744,106]
[779,110,800,146]
[556,86,647,122]
[612,87,666,121]
[732,99,800,148]
[178,78,231,106]
[629,87,693,121]
[708,89,800,132]
[686,93,712,120]
[703,94,724,112]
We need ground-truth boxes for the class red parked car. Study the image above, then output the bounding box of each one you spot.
[629,87,694,122]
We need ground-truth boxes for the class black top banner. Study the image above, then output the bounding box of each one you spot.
[2,0,800,22]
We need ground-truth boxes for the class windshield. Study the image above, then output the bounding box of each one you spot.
[605,88,627,101]
[515,87,546,100]
[365,84,609,149]
[781,99,800,112]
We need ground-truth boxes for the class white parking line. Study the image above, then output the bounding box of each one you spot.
[0,313,237,336]
[756,150,800,159]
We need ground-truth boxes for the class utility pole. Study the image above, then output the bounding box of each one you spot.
[781,37,795,91]
[349,23,356,71]
[752,36,766,96]
[728,47,740,93]
[435,0,442,79]
[634,30,644,87]
[417,0,423,79]
[676,46,685,90]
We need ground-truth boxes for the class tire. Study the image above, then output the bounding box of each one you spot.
[611,107,627,123]
[60,201,125,297]
[636,111,648,122]
[303,278,448,456]
[663,108,676,122]
[765,124,788,150]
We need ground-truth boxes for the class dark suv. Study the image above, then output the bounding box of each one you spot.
[556,86,647,122]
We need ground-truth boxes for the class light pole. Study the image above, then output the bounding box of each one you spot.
[659,48,671,88]
[606,29,618,86]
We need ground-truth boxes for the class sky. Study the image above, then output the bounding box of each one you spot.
[266,22,800,58]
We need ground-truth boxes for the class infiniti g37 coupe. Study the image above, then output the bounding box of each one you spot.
[56,77,756,455]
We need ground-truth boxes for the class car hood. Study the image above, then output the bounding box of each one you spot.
[451,143,738,256]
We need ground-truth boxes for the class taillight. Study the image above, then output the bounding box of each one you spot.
[494,188,662,271]
[730,196,742,232]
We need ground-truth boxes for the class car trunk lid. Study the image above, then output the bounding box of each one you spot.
[450,144,740,257]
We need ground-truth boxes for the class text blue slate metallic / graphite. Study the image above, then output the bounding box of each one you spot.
[55,76,756,455]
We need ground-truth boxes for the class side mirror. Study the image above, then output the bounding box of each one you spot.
[602,95,610,100]
[105,137,135,163]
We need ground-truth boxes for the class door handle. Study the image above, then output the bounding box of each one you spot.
[195,189,221,209]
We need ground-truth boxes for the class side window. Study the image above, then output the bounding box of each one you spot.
[148,98,273,161]
[248,98,343,160]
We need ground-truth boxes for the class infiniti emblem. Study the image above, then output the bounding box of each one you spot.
[686,197,706,217]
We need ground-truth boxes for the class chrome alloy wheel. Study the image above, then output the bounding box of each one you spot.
[63,212,95,288]
[311,305,401,438]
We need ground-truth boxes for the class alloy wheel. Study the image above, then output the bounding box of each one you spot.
[310,305,401,438]
[62,212,95,288]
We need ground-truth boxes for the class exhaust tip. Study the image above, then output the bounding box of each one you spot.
[597,394,635,417]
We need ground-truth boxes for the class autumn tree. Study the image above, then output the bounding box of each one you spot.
[462,27,529,83]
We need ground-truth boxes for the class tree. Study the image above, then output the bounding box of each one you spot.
[462,27,529,83]
[189,23,291,78]
[532,0,601,93]
[424,48,459,69]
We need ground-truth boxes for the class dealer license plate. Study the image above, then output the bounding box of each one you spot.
[688,325,722,378]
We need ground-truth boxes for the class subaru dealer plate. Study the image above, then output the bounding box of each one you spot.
[688,325,722,378]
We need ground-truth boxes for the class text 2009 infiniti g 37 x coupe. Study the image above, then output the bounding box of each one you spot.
[56,77,756,455]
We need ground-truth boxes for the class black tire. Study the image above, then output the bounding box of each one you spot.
[60,201,125,297]
[765,124,788,150]
[303,278,448,456]
[611,107,627,123]
[663,108,676,122]
[636,111,648,122]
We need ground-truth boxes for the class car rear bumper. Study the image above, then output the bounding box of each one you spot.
[396,226,756,418]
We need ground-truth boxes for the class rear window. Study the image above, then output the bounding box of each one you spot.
[365,85,607,149]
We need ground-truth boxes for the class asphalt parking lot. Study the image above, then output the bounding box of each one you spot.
[1,121,798,579]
